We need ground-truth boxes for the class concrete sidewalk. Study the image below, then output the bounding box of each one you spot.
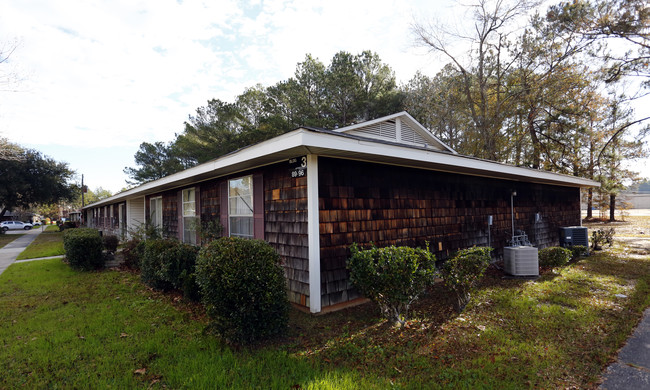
[600,308,650,389]
[0,228,44,275]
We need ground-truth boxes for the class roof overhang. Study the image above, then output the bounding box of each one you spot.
[84,128,599,209]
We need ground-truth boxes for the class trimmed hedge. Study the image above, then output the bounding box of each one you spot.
[538,246,572,267]
[348,243,437,326]
[63,228,104,270]
[195,237,289,344]
[103,234,119,254]
[122,238,145,269]
[440,247,492,312]
[140,238,200,300]
[567,245,589,260]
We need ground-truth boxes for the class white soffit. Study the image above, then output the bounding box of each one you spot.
[86,121,598,209]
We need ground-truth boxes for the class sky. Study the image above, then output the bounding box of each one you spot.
[0,0,647,195]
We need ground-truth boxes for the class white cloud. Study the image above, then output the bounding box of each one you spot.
[0,0,530,192]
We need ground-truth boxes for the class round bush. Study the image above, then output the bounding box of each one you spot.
[195,237,289,344]
[63,228,104,270]
[122,238,145,269]
[348,243,437,326]
[440,247,492,312]
[567,245,588,260]
[103,234,119,254]
[538,247,572,267]
[155,240,201,300]
[140,238,181,291]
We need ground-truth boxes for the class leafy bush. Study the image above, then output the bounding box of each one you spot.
[348,243,437,327]
[197,220,224,245]
[567,245,589,260]
[592,228,615,250]
[102,234,119,254]
[63,228,104,270]
[140,238,201,300]
[120,223,160,270]
[440,247,492,312]
[57,221,76,231]
[538,247,572,267]
[195,237,289,344]
[121,238,145,269]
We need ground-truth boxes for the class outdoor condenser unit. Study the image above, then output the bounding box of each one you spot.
[559,227,589,248]
[504,246,539,276]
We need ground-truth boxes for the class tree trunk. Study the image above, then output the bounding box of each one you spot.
[527,110,541,169]
[609,193,616,222]
[587,189,593,219]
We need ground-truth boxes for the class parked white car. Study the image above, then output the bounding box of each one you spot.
[0,221,33,231]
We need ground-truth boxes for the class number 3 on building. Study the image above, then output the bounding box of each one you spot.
[301,156,307,168]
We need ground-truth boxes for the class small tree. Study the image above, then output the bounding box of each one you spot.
[440,247,492,313]
[347,243,437,327]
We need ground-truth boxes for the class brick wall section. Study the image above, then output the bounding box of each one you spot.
[318,157,580,307]
[263,163,309,307]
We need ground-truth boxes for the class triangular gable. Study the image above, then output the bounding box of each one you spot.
[334,111,457,154]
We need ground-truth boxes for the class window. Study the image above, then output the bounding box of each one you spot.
[150,197,162,231]
[182,188,196,244]
[229,175,253,238]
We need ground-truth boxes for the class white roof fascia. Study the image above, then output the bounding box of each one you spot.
[334,111,457,154]
[86,127,598,209]
[298,131,600,188]
[84,130,309,209]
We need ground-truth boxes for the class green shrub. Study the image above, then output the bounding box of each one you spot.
[58,221,77,232]
[440,247,492,312]
[102,234,119,254]
[592,228,615,250]
[141,239,177,290]
[197,220,224,245]
[195,237,289,344]
[538,247,572,267]
[348,243,437,327]
[121,238,145,269]
[63,228,104,270]
[567,245,589,260]
[140,238,201,300]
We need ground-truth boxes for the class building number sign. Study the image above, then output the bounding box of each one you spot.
[289,156,307,178]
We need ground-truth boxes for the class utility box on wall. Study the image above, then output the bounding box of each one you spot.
[504,246,539,276]
[559,227,589,248]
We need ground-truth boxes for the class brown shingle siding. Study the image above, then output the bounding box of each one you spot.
[318,157,580,307]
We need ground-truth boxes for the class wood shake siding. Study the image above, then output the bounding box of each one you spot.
[162,190,179,238]
[318,157,580,307]
[263,163,309,307]
[199,181,220,226]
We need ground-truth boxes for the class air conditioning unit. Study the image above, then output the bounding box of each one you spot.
[559,227,589,248]
[504,246,539,276]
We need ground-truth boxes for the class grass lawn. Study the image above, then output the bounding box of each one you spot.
[1,234,649,388]
[0,233,24,249]
[15,228,64,260]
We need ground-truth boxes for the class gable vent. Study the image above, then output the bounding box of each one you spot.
[350,121,397,140]
[400,122,428,145]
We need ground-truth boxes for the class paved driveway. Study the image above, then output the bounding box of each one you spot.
[0,228,44,275]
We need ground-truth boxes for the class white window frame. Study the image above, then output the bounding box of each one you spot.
[228,175,254,238]
[150,196,162,231]
[182,188,196,244]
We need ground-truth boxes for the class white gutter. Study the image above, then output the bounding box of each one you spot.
[85,128,599,209]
